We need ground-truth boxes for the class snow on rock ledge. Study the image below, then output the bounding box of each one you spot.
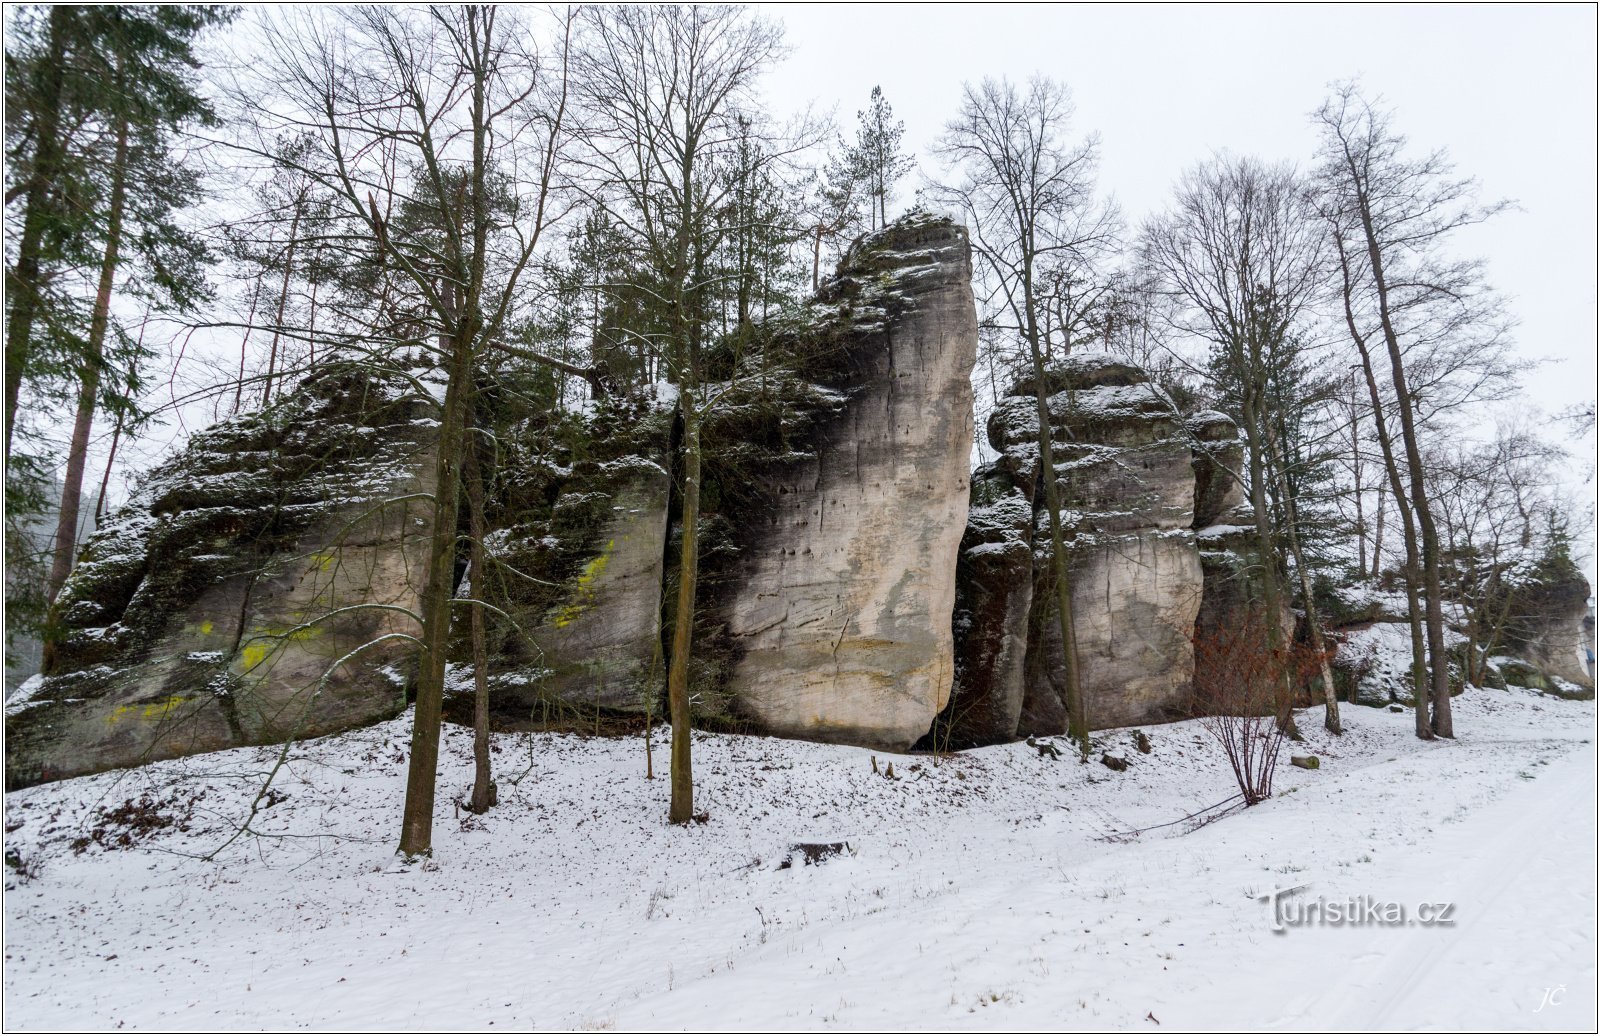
[6,363,437,789]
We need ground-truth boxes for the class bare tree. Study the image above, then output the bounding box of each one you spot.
[1430,425,1569,686]
[1141,155,1323,736]
[931,76,1119,759]
[569,4,787,823]
[1312,82,1518,738]
[242,4,572,855]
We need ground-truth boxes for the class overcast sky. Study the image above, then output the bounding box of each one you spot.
[762,1,1598,564]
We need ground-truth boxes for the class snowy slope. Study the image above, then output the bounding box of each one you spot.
[3,688,1595,1031]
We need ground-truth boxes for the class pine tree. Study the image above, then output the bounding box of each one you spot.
[843,86,915,231]
[38,5,230,618]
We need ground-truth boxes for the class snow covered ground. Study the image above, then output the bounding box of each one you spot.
[3,686,1595,1031]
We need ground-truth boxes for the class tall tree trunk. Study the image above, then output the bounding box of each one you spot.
[1339,251,1431,738]
[1268,429,1340,734]
[1023,272,1088,759]
[5,5,72,462]
[94,409,124,525]
[666,397,700,823]
[1240,387,1298,737]
[1370,479,1386,581]
[1356,197,1454,738]
[812,223,824,293]
[263,195,304,407]
[47,107,130,612]
[1348,382,1367,577]
[465,415,495,814]
[234,273,265,414]
[397,324,473,857]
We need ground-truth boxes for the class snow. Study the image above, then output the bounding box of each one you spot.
[2,689,1594,1030]
[1195,522,1253,540]
[3,675,45,711]
[1337,621,1425,703]
[1332,580,1412,620]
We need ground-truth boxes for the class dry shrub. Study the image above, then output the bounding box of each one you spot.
[1192,610,1325,805]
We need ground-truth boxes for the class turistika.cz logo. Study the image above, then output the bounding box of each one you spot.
[1259,883,1457,934]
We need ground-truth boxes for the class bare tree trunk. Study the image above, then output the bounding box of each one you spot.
[1241,389,1299,737]
[1348,381,1368,577]
[398,327,473,856]
[644,634,660,780]
[812,223,823,293]
[1022,260,1088,760]
[1371,478,1386,581]
[1031,366,1089,759]
[466,415,495,814]
[1356,198,1454,738]
[234,273,265,415]
[666,398,700,823]
[1269,430,1340,734]
[94,410,123,525]
[1342,266,1431,738]
[263,193,305,407]
[47,107,129,611]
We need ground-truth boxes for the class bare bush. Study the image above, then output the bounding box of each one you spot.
[1192,613,1326,805]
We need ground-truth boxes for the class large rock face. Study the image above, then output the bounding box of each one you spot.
[6,365,435,789]
[1002,357,1204,734]
[944,354,1257,743]
[1505,567,1595,693]
[706,215,977,749]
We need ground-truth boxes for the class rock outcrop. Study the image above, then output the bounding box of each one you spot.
[703,215,977,749]
[1502,564,1595,694]
[6,364,436,789]
[1327,559,1595,705]
[934,464,1033,747]
[22,213,1422,783]
[940,354,1268,744]
[465,396,673,720]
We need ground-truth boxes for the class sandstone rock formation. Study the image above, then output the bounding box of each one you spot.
[466,396,673,720]
[703,215,977,749]
[16,212,1362,783]
[1503,565,1595,693]
[936,464,1033,747]
[939,354,1267,745]
[6,364,436,789]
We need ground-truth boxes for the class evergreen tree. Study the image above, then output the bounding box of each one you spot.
[38,6,231,618]
[842,86,915,231]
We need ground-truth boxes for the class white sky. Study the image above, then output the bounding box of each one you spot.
[764,0,1598,571]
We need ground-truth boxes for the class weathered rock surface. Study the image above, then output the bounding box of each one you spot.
[931,464,1033,748]
[706,215,977,749]
[1188,410,1245,529]
[955,354,1213,743]
[1504,566,1595,693]
[465,397,673,719]
[6,365,436,789]
[1188,411,1300,708]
